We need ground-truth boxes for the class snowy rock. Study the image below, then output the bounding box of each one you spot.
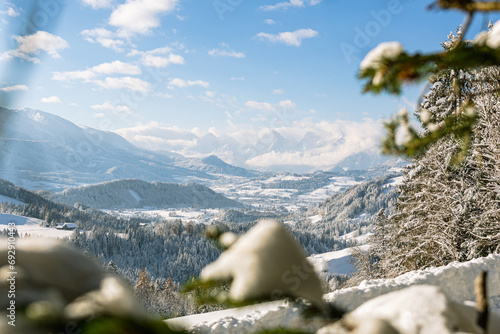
[200,219,325,309]
[360,42,404,71]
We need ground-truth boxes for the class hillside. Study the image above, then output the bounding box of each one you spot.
[49,179,244,209]
[0,108,259,191]
[312,174,401,223]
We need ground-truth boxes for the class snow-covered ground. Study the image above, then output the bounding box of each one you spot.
[209,174,363,210]
[105,208,220,224]
[296,176,361,203]
[0,195,25,206]
[309,244,370,275]
[166,254,500,333]
[0,214,74,239]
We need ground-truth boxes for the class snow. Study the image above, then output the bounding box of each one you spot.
[486,20,500,48]
[0,214,74,239]
[171,254,500,333]
[200,219,324,309]
[360,41,404,71]
[0,195,25,206]
[325,254,500,312]
[308,214,322,224]
[128,189,141,202]
[343,285,498,334]
[309,245,370,275]
[105,208,219,224]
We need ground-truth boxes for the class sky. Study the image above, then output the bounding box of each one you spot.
[0,0,497,148]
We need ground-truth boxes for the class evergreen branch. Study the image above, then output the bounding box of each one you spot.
[436,0,500,12]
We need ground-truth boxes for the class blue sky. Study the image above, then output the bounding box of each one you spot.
[0,0,496,137]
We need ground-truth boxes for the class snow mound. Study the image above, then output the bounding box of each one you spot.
[344,285,489,334]
[174,254,500,333]
[325,254,500,311]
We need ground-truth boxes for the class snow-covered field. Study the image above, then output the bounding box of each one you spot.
[0,214,74,239]
[105,208,220,224]
[209,174,363,210]
[0,195,25,206]
[167,254,500,333]
[309,244,370,275]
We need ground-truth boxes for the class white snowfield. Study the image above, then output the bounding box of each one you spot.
[167,254,500,333]
[0,214,74,239]
[0,195,25,206]
[308,245,370,275]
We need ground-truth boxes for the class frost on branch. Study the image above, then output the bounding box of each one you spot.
[200,219,325,309]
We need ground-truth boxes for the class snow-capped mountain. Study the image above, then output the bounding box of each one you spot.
[116,119,402,173]
[0,108,256,190]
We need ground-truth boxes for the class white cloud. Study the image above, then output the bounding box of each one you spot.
[230,77,245,81]
[109,0,179,36]
[93,112,106,118]
[91,101,132,114]
[81,28,125,52]
[245,101,275,112]
[52,70,95,81]
[52,61,141,81]
[208,44,245,58]
[0,85,28,92]
[92,61,141,75]
[128,46,184,67]
[81,0,114,9]
[155,92,173,98]
[264,19,276,25]
[256,28,318,46]
[206,91,216,98]
[245,99,296,111]
[259,0,322,11]
[272,89,284,95]
[168,78,209,89]
[246,119,383,168]
[41,96,62,104]
[2,31,69,63]
[95,77,152,92]
[115,118,385,171]
[278,99,296,108]
[1,6,20,17]
[143,53,184,67]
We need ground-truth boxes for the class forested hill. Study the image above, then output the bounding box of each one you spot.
[49,179,244,209]
[0,178,150,229]
[312,174,400,223]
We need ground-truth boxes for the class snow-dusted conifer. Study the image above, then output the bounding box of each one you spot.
[376,28,500,277]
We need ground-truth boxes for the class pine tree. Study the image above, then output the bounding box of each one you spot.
[107,260,119,275]
[375,30,500,277]
[134,266,154,311]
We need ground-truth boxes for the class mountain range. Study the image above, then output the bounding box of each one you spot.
[0,108,258,191]
[0,107,403,191]
[115,119,397,173]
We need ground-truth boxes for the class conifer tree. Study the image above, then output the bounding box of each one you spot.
[375,30,500,277]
